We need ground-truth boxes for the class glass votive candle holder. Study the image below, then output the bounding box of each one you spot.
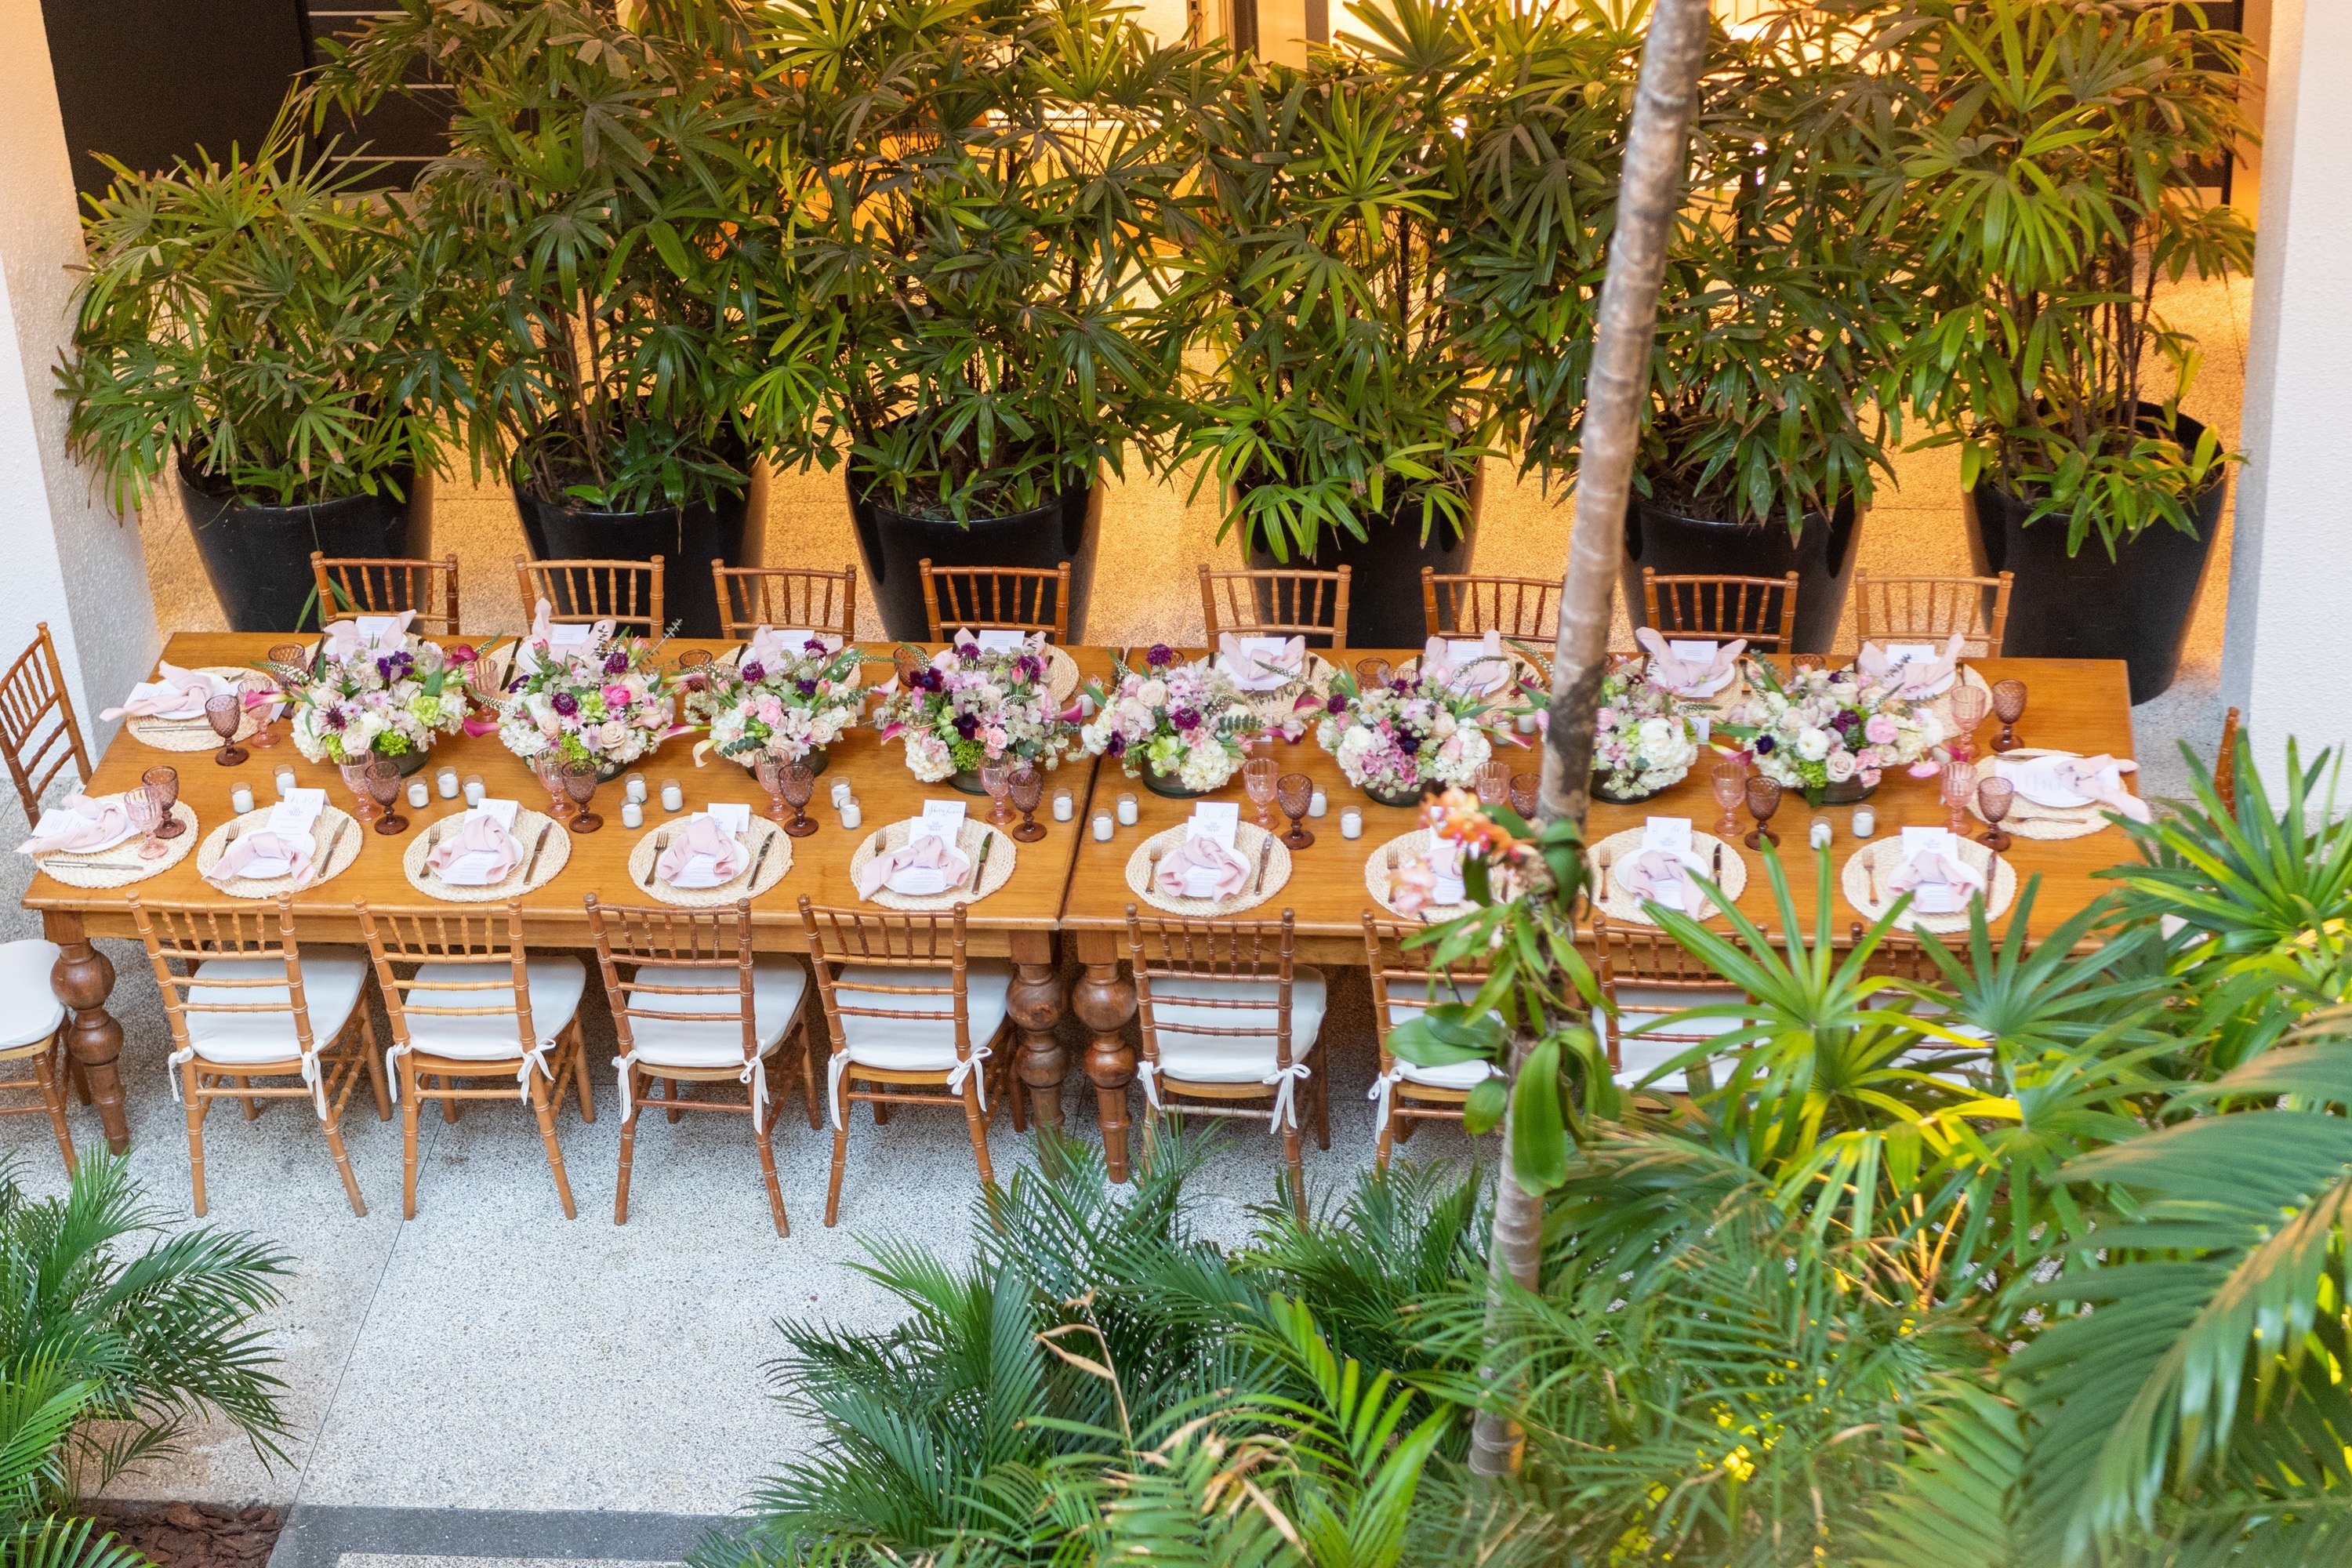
[1340,808,1363,840]
[1515,712,1540,735]
[1115,791,1138,827]
[660,779,684,812]
[462,773,485,808]
[1851,805,1877,838]
[435,765,459,800]
[273,764,296,800]
[229,782,255,815]
[1051,787,1074,822]
[1809,814,1834,850]
[1308,787,1328,818]
[1091,811,1114,842]
[619,800,644,830]
[840,799,863,830]
[829,779,853,809]
[623,771,648,804]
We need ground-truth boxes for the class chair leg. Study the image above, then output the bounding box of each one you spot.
[442,1073,460,1123]
[241,1086,262,1122]
[183,1064,209,1218]
[615,1069,642,1227]
[665,1074,684,1125]
[797,1022,822,1131]
[570,1022,594,1123]
[401,1059,423,1219]
[753,1094,789,1239]
[962,1073,996,1189]
[1374,1103,1396,1174]
[871,1093,890,1126]
[31,1047,74,1176]
[824,1098,850,1229]
[1281,1117,1306,1224]
[321,1109,367,1218]
[360,1014,392,1121]
[528,1069,577,1220]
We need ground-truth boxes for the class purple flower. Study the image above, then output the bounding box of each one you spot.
[324,706,349,731]
[604,649,629,675]
[552,691,579,717]
[1104,733,1127,759]
[794,678,818,696]
[956,642,981,663]
[1017,655,1044,681]
[742,661,767,684]
[952,712,980,739]
[1171,706,1200,732]
[1327,693,1349,716]
[913,667,943,693]
[1755,734,1775,754]
[803,637,828,653]
[1831,709,1861,735]
[449,644,479,666]
[1146,644,1174,668]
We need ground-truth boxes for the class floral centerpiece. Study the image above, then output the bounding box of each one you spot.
[1080,644,1297,798]
[1314,668,1498,807]
[687,633,869,775]
[1593,664,1701,804]
[281,634,468,771]
[1719,662,1944,806]
[495,626,677,775]
[873,641,1076,789]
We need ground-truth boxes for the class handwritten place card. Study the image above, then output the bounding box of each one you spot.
[439,798,521,886]
[1668,640,1719,664]
[1182,802,1243,898]
[1641,816,1697,910]
[893,800,969,895]
[975,630,1028,655]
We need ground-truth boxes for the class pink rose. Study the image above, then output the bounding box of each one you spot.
[1595,709,1618,731]
[603,683,632,709]
[1860,768,1882,787]
[1864,713,1898,746]
[598,720,628,751]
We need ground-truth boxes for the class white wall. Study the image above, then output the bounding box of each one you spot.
[2220,0,2352,783]
[0,0,161,750]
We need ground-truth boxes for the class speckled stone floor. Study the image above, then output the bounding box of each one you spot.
[37,270,2245,1535]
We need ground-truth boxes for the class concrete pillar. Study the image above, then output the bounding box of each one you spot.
[2220,0,2352,784]
[0,0,161,753]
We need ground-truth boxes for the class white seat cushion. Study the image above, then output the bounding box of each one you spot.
[1383,1000,1500,1091]
[625,959,808,1070]
[1147,969,1327,1084]
[184,949,368,1067]
[0,940,63,1051]
[833,960,1011,1074]
[1602,985,1754,1094]
[402,956,586,1061]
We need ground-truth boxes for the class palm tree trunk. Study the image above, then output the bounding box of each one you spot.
[1467,0,1714,1483]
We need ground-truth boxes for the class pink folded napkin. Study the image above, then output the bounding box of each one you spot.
[1155,833,1250,901]
[1615,848,1704,912]
[205,829,317,890]
[1886,850,1981,913]
[742,626,835,670]
[427,813,521,883]
[1420,633,1509,695]
[20,793,129,856]
[521,599,615,668]
[1635,627,1744,696]
[1217,633,1305,692]
[321,610,416,661]
[1856,633,1964,698]
[657,815,746,886]
[2045,753,2151,823]
[102,662,223,721]
[855,830,971,899]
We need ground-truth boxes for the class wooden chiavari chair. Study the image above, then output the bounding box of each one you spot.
[1849,569,2013,656]
[310,551,463,637]
[586,896,815,1236]
[1363,916,1495,1170]
[0,938,76,1174]
[1591,914,1770,1097]
[1640,569,1801,653]
[0,622,90,826]
[919,560,1070,643]
[1126,906,1327,1219]
[1198,564,1351,648]
[714,562,858,642]
[358,902,592,1219]
[129,895,387,1216]
[1851,924,1992,1085]
[797,898,1021,1227]
[1421,570,1561,644]
[2216,705,2243,816]
[514,557,666,638]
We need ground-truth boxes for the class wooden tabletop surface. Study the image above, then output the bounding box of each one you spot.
[1058,651,2140,958]
[27,634,1120,957]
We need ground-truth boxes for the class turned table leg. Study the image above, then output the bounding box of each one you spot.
[45,913,129,1153]
[1072,934,1137,1182]
[1007,933,1066,1134]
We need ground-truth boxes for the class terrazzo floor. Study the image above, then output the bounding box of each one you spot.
[22,270,2249,1555]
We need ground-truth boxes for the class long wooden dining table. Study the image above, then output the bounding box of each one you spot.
[25,633,1119,1152]
[27,637,2139,1168]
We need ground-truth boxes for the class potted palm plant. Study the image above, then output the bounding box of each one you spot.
[1167,16,1490,649]
[60,128,458,633]
[1883,0,2251,701]
[747,0,1213,643]
[307,0,773,639]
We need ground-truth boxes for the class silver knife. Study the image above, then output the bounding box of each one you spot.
[972,829,992,890]
[1253,835,1272,895]
[746,831,774,889]
[521,822,553,884]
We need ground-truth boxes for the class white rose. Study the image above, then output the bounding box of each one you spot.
[1137,679,1168,708]
[1795,727,1831,762]
[1636,717,1673,750]
[1824,749,1857,782]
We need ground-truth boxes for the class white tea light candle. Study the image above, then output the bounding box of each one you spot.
[273,764,296,800]
[435,766,459,800]
[1308,787,1327,818]
[1051,788,1074,822]
[1091,811,1114,842]
[462,774,485,808]
[229,782,255,815]
[1851,805,1877,838]
[406,779,430,809]
[829,779,852,809]
[840,800,863,830]
[619,800,644,830]
[1340,808,1363,840]
[660,780,684,813]
[624,771,648,804]
[1116,792,1138,826]
[1809,815,1834,850]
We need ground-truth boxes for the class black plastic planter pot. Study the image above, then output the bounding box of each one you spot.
[1243,497,1475,650]
[1621,492,1863,655]
[176,456,415,633]
[514,485,753,641]
[1964,408,2227,705]
[847,474,1099,644]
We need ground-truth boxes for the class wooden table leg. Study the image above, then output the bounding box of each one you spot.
[1072,930,1137,1182]
[45,912,129,1154]
[1007,931,1065,1133]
